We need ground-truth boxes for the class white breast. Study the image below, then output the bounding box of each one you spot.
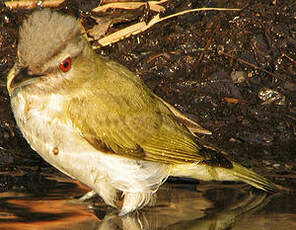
[10,91,169,194]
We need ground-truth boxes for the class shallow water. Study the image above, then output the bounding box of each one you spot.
[0,172,295,230]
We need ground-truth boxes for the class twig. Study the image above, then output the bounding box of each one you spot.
[283,53,296,65]
[219,50,283,80]
[147,53,170,63]
[194,24,220,70]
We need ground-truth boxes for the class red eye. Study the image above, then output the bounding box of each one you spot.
[59,57,71,72]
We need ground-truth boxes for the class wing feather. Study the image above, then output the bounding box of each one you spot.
[66,59,205,164]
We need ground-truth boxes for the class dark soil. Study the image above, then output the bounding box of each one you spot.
[0,0,295,190]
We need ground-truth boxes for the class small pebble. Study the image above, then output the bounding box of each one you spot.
[273,163,281,168]
[231,70,247,83]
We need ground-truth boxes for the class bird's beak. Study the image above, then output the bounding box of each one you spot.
[7,64,41,96]
[7,64,19,96]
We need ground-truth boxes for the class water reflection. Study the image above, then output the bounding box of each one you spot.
[0,171,294,230]
[93,189,270,230]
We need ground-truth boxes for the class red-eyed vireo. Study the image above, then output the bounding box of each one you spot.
[7,9,280,215]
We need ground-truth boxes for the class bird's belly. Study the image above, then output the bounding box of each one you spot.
[10,93,168,193]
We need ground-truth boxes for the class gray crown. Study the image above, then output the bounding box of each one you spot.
[18,9,81,70]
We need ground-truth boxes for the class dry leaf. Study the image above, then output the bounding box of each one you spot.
[88,24,112,41]
[4,0,65,9]
[96,7,240,47]
[224,97,240,103]
[92,0,169,13]
[87,15,139,41]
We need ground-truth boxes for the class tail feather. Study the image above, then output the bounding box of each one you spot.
[230,162,280,192]
[170,162,283,192]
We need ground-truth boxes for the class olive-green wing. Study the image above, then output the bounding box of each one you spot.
[65,63,204,164]
[67,92,204,164]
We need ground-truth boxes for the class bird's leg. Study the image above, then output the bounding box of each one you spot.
[94,180,119,208]
[120,191,155,216]
[79,184,118,208]
[80,177,119,208]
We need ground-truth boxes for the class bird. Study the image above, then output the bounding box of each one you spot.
[7,9,280,215]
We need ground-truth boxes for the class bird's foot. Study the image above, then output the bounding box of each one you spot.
[119,191,154,216]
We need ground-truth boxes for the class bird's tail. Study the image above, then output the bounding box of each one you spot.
[228,162,281,192]
[170,161,282,192]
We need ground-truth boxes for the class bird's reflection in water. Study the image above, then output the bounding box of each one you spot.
[91,184,271,230]
[0,172,273,230]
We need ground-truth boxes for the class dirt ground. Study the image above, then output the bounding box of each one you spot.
[0,0,295,190]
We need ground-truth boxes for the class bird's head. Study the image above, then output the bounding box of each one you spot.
[7,9,94,96]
